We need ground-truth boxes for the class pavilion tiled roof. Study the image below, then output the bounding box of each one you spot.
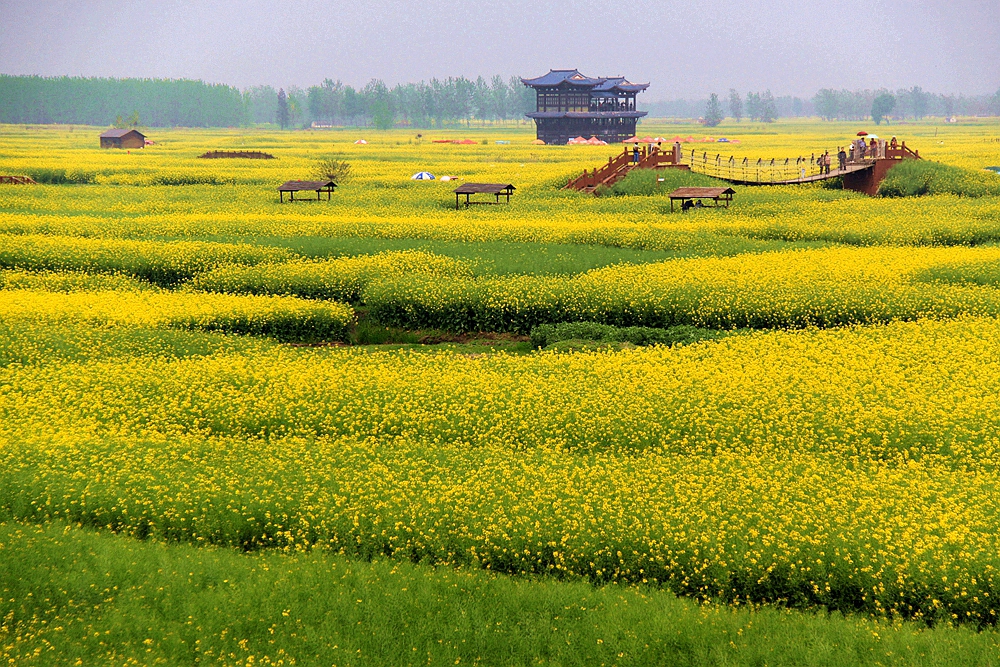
[521,70,649,93]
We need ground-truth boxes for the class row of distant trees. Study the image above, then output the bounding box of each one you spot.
[700,86,1000,126]
[648,90,803,122]
[704,90,782,126]
[0,74,534,129]
[812,87,1000,121]
[0,75,247,126]
[302,76,534,129]
[3,74,1000,128]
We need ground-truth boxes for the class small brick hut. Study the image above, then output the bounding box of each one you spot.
[100,129,146,149]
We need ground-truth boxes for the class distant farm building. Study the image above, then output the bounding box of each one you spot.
[100,129,146,149]
[521,70,648,145]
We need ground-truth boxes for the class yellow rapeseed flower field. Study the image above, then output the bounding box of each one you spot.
[2,120,1000,629]
[0,286,353,340]
[3,318,1000,623]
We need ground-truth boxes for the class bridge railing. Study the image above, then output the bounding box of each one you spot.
[680,150,828,183]
[564,148,635,190]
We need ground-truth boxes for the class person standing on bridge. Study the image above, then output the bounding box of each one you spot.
[823,151,831,175]
[632,145,640,164]
[838,147,847,172]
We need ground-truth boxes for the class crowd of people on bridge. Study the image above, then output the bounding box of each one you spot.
[668,133,905,183]
[821,136,899,176]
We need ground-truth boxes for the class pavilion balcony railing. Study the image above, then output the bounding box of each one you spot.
[588,103,636,113]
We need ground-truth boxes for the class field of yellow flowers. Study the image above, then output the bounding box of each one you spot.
[3,120,1000,662]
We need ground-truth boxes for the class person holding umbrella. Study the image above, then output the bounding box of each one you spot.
[855,131,869,159]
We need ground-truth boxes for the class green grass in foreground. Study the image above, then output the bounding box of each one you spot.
[1,522,998,666]
[878,160,1000,198]
[181,235,829,276]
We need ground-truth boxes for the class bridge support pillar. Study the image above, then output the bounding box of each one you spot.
[843,159,905,196]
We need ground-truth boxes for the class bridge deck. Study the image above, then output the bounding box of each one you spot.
[706,163,873,186]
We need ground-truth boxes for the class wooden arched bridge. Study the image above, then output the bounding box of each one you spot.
[565,142,921,196]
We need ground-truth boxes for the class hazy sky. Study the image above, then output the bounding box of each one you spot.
[1,0,998,99]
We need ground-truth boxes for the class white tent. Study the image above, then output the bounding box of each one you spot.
[411,172,435,180]
[354,139,368,144]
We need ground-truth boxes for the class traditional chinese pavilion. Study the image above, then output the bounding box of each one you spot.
[521,69,648,145]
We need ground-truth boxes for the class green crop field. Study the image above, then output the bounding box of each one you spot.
[2,119,1000,665]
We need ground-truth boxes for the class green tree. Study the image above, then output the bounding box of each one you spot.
[871,93,896,125]
[910,86,929,119]
[745,92,761,121]
[728,89,742,122]
[704,93,723,127]
[759,90,777,123]
[276,88,289,129]
[286,86,306,126]
[370,99,393,130]
[363,79,394,129]
[244,85,279,125]
[314,156,352,183]
[813,88,839,120]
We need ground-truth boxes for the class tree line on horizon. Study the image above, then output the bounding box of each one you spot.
[1,74,998,129]
[0,74,534,129]
[698,86,1000,127]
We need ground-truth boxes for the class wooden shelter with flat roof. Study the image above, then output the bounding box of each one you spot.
[453,183,515,209]
[668,187,735,212]
[278,180,336,202]
[100,128,146,149]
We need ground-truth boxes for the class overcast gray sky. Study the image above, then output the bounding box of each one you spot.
[1,0,997,99]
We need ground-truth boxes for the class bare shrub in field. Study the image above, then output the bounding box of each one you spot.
[314,157,352,183]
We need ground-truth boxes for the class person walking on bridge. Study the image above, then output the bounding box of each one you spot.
[838,147,847,172]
